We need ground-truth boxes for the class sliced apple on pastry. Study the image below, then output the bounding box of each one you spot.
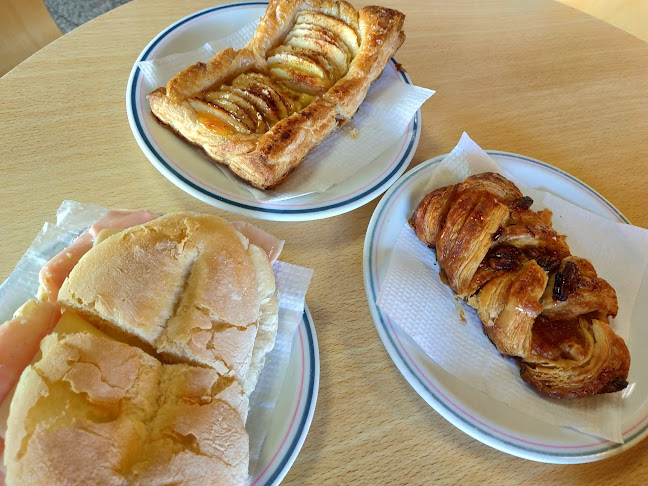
[189,99,252,135]
[234,73,297,119]
[290,24,354,60]
[203,92,259,132]
[285,34,348,78]
[267,49,332,93]
[229,76,284,125]
[295,11,360,55]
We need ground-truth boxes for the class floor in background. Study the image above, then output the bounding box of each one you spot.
[556,0,648,42]
[44,0,131,33]
[44,1,648,41]
[3,0,645,79]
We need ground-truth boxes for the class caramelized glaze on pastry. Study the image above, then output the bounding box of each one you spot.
[148,0,405,189]
[410,172,630,399]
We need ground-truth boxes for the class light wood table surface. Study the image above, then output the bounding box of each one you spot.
[1,0,647,484]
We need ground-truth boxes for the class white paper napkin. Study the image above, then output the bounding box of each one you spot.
[138,22,434,202]
[0,200,313,477]
[139,22,260,93]
[377,133,648,442]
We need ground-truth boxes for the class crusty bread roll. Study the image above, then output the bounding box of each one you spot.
[4,332,249,486]
[148,0,406,189]
[2,212,281,485]
[57,212,278,393]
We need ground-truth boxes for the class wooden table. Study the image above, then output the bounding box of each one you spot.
[1,0,647,484]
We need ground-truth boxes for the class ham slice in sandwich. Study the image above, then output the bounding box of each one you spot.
[0,211,284,486]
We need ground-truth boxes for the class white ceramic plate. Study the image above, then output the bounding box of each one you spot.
[126,2,420,221]
[250,305,319,485]
[363,151,648,464]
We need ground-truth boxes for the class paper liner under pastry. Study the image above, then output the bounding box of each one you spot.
[138,20,434,201]
[377,133,648,442]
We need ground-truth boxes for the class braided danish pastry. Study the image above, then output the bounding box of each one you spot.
[409,172,630,399]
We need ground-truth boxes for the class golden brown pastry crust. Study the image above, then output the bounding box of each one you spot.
[410,172,630,399]
[147,0,406,189]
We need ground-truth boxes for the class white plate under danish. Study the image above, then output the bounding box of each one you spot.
[127,2,420,221]
[363,151,648,463]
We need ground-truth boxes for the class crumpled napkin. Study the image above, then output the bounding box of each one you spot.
[138,21,434,202]
[377,133,648,442]
[0,200,313,476]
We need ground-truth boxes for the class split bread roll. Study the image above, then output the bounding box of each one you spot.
[148,0,406,189]
[409,172,630,399]
[2,212,281,485]
[4,332,249,486]
[57,212,278,395]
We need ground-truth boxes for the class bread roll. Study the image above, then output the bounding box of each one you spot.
[2,212,281,485]
[57,213,278,390]
[4,332,248,486]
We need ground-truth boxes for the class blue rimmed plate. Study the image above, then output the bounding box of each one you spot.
[363,152,648,463]
[250,305,319,485]
[126,2,420,221]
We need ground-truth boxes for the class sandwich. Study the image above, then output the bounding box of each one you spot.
[0,210,283,485]
[148,0,406,189]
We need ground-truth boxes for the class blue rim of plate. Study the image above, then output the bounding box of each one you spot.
[363,152,648,463]
[252,305,319,485]
[126,1,420,219]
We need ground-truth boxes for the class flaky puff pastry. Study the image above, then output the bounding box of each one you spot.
[148,0,406,189]
[410,172,630,399]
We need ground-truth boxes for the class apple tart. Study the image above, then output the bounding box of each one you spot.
[409,172,630,399]
[148,0,406,189]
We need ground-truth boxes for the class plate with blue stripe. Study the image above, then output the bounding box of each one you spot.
[249,305,319,485]
[126,2,420,221]
[363,152,648,463]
